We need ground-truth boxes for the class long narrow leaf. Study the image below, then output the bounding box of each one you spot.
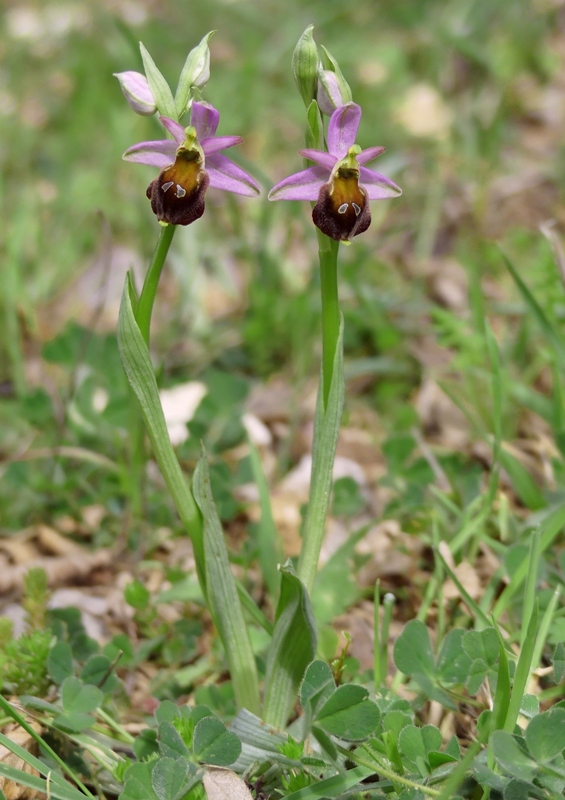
[0,695,93,797]
[504,601,539,732]
[117,275,205,591]
[263,563,317,729]
[493,503,565,618]
[248,439,282,602]
[192,451,260,715]
[0,764,87,800]
[0,732,87,799]
[502,249,565,367]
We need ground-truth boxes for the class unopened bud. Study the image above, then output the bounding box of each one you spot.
[114,71,156,116]
[292,25,319,108]
[175,31,214,119]
[316,45,352,116]
[317,70,351,115]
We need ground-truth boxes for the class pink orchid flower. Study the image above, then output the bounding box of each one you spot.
[123,101,260,226]
[269,102,401,242]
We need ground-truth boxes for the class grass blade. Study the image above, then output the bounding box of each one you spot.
[193,451,260,715]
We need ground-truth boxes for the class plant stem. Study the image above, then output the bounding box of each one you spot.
[317,231,340,409]
[136,223,176,346]
[297,235,344,595]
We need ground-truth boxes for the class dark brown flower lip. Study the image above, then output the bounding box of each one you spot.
[146,147,210,226]
[312,175,371,242]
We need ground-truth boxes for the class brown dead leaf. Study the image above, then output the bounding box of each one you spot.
[203,768,253,800]
[0,548,115,596]
[357,520,425,585]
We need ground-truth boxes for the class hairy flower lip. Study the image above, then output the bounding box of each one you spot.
[268,101,400,240]
[122,101,261,225]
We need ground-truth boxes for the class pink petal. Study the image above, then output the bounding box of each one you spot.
[268,166,328,201]
[159,116,186,144]
[202,135,243,155]
[206,153,261,196]
[192,102,220,140]
[359,167,402,199]
[357,146,386,165]
[327,102,361,159]
[122,139,177,168]
[298,149,336,170]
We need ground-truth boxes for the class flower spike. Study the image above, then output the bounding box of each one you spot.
[269,102,401,242]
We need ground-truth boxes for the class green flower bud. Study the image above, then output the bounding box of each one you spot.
[175,31,214,119]
[292,25,319,108]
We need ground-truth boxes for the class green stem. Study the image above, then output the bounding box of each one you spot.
[136,223,176,346]
[296,234,344,595]
[317,231,340,409]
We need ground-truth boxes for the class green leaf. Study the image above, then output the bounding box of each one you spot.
[315,684,380,741]
[117,276,203,583]
[262,562,317,729]
[47,641,73,684]
[81,655,118,692]
[492,624,511,733]
[133,729,159,760]
[383,710,413,738]
[53,712,96,733]
[503,779,539,800]
[491,731,538,782]
[192,451,260,716]
[0,764,86,800]
[122,763,159,800]
[193,716,241,765]
[504,602,539,732]
[498,449,545,510]
[525,709,565,762]
[158,721,190,759]
[61,676,102,714]
[436,629,472,684]
[300,660,335,717]
[0,731,86,800]
[466,658,488,695]
[462,628,499,666]
[393,620,435,678]
[554,642,565,683]
[398,724,442,769]
[248,439,282,602]
[156,699,182,723]
[519,694,539,720]
[502,250,565,368]
[139,42,177,120]
[124,579,150,610]
[151,757,195,800]
[282,765,374,800]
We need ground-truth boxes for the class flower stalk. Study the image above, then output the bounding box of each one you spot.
[318,231,340,408]
[136,223,176,346]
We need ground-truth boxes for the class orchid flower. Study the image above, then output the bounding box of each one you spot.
[268,102,401,242]
[123,101,260,226]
